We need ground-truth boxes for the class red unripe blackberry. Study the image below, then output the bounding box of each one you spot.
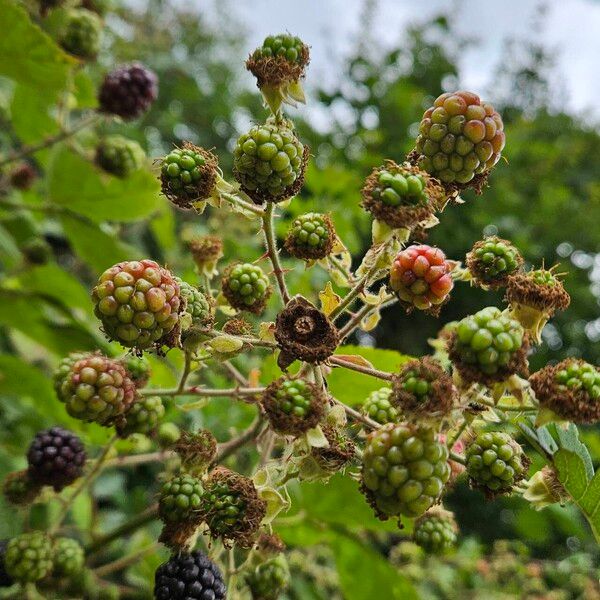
[56,353,137,425]
[389,244,454,314]
[27,427,86,491]
[154,550,226,600]
[92,259,183,351]
[98,63,158,120]
[415,91,505,188]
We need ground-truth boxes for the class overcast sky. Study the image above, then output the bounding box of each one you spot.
[231,0,600,120]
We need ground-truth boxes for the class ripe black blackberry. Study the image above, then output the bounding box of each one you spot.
[27,427,86,491]
[154,550,226,600]
[98,63,158,120]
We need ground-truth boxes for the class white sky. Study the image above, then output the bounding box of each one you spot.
[232,0,600,120]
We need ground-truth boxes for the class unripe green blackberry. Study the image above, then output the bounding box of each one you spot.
[233,120,307,204]
[55,352,137,425]
[222,263,271,314]
[361,423,450,519]
[117,396,165,437]
[59,9,102,59]
[392,357,455,418]
[246,555,290,600]
[175,278,212,328]
[450,306,527,384]
[120,354,151,388]
[160,145,218,209]
[466,237,523,289]
[92,259,183,351]
[96,135,145,177]
[414,91,505,189]
[413,508,458,553]
[251,34,306,64]
[158,422,181,447]
[201,467,267,548]
[530,359,600,424]
[53,538,85,578]
[362,387,399,424]
[284,212,335,260]
[3,470,40,506]
[466,431,528,495]
[4,532,52,583]
[262,376,326,436]
[158,474,203,525]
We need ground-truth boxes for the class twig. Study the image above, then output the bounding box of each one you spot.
[205,329,277,349]
[262,202,291,304]
[216,417,265,463]
[51,436,117,534]
[338,295,396,341]
[328,356,393,381]
[103,450,176,469]
[141,386,265,398]
[220,191,265,216]
[331,397,380,430]
[177,352,193,392]
[447,419,468,449]
[94,543,161,577]
[449,451,466,465]
[0,114,101,167]
[222,361,250,387]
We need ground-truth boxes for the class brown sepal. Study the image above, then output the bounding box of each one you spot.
[505,272,570,315]
[246,45,310,89]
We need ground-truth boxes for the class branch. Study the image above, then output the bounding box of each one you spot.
[216,417,265,463]
[220,191,265,216]
[262,202,290,305]
[0,114,101,167]
[331,396,380,430]
[328,356,393,381]
[141,386,265,398]
[94,543,160,577]
[338,295,396,341]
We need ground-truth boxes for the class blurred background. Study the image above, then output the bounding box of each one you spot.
[0,0,599,597]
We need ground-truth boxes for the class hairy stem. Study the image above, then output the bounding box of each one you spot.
[262,202,291,305]
[140,386,265,398]
[0,114,101,167]
[328,356,393,381]
[220,191,264,216]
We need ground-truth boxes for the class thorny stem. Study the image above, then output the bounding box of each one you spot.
[140,386,265,398]
[0,114,101,167]
[51,436,117,534]
[328,355,394,381]
[94,543,161,577]
[331,397,380,430]
[220,191,264,216]
[262,202,291,305]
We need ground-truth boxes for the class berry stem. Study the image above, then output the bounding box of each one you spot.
[205,328,278,349]
[449,451,466,465]
[140,386,265,398]
[51,435,117,535]
[0,114,101,167]
[94,542,161,577]
[332,398,380,430]
[103,450,176,469]
[447,419,468,449]
[262,202,291,305]
[338,294,396,341]
[176,351,193,393]
[220,191,265,216]
[328,355,394,381]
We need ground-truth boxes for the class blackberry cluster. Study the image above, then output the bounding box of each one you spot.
[55,353,137,424]
[92,259,183,350]
[4,532,52,583]
[98,63,158,120]
[233,120,306,203]
[466,237,523,288]
[450,307,526,382]
[466,431,528,495]
[361,424,450,518]
[222,263,271,314]
[154,551,226,600]
[53,537,85,577]
[176,278,212,328]
[59,9,102,59]
[117,396,165,437]
[158,474,203,525]
[362,387,399,424]
[530,359,600,424]
[246,555,290,600]
[389,244,454,314]
[373,168,428,207]
[160,145,218,209]
[27,427,86,491]
[251,34,305,63]
[262,377,325,436]
[414,91,505,188]
[284,212,335,260]
[413,509,458,553]
[96,135,146,177]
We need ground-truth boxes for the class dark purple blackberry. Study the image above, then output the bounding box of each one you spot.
[98,63,158,120]
[27,427,86,492]
[154,551,226,600]
[0,540,13,588]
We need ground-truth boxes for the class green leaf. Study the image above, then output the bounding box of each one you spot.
[551,422,594,478]
[49,147,161,223]
[10,83,59,146]
[0,354,55,404]
[0,0,75,92]
[61,214,142,274]
[328,345,408,406]
[0,222,21,269]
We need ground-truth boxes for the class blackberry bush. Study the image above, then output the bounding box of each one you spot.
[1,15,597,599]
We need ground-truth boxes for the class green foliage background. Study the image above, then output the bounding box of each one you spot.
[0,1,598,598]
